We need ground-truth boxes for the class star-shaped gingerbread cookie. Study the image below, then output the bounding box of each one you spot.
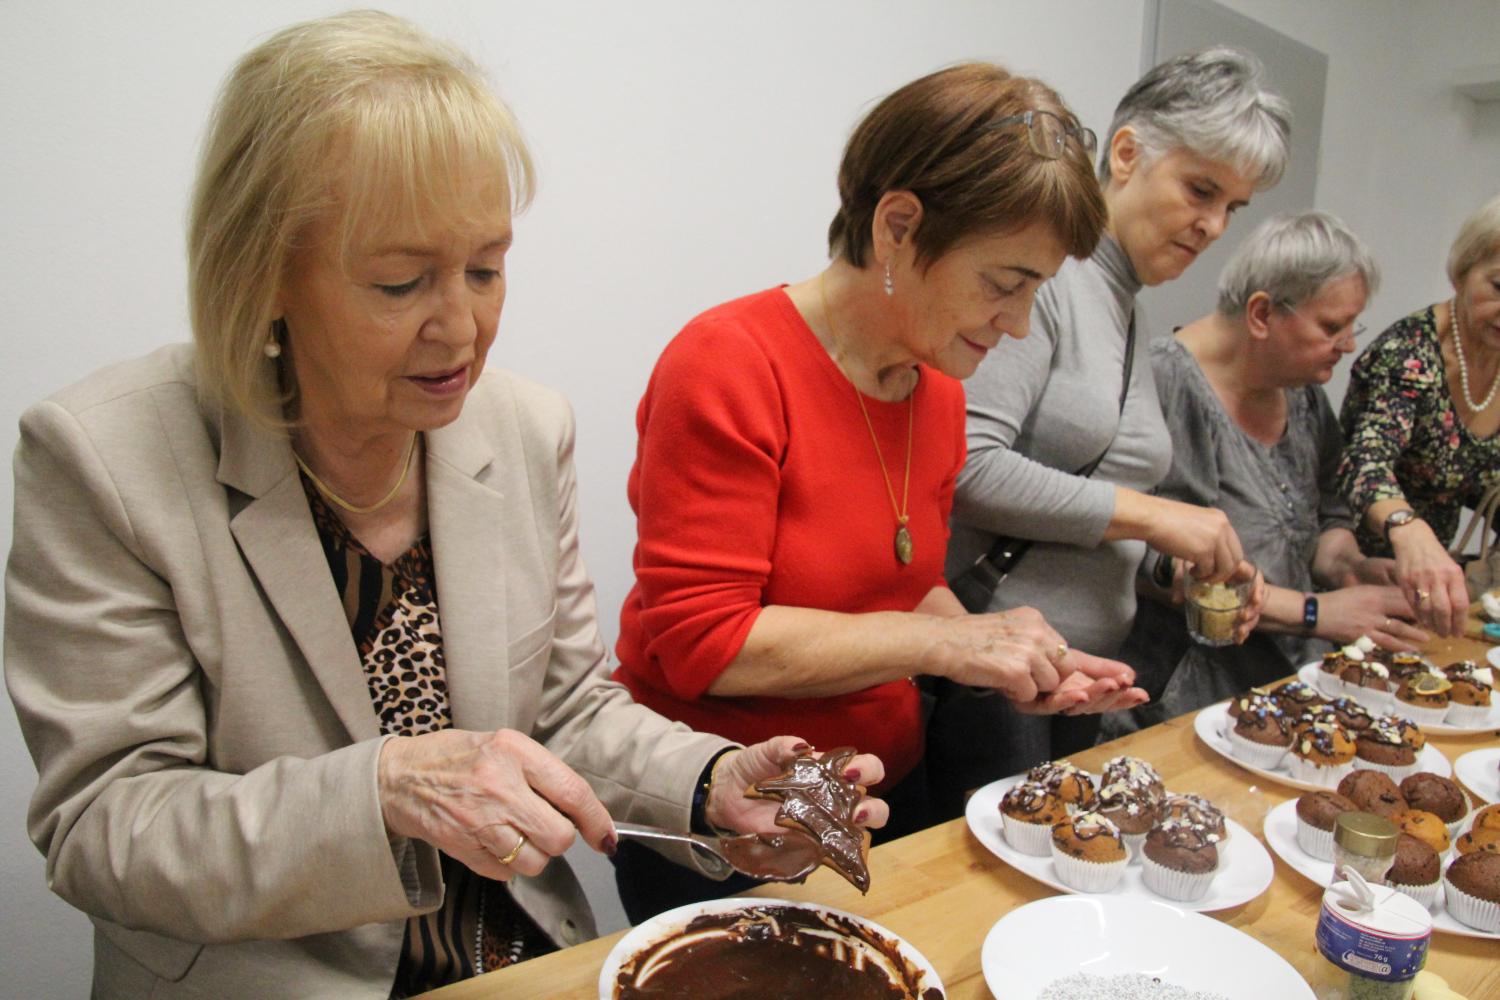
[750,746,871,892]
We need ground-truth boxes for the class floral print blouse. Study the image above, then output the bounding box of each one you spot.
[1338,305,1500,555]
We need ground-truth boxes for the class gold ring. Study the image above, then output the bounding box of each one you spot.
[1416,589,1430,604]
[1054,642,1069,663]
[498,832,527,866]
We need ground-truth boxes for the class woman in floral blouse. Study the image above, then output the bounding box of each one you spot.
[1338,193,1500,636]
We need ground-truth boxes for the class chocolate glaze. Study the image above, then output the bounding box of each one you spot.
[752,747,871,893]
[717,833,824,882]
[613,904,943,1000]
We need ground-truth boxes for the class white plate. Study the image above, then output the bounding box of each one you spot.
[1193,702,1452,792]
[981,894,1312,999]
[596,896,943,1000]
[965,775,1272,912]
[1297,662,1500,734]
[1455,747,1500,804]
[1488,646,1500,670]
[1263,799,1499,941]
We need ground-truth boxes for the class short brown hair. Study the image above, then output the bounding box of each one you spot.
[827,63,1106,269]
[188,11,534,428]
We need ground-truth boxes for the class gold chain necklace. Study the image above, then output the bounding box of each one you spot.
[293,431,418,515]
[819,275,916,565]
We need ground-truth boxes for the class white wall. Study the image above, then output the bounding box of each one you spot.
[1,1,1496,995]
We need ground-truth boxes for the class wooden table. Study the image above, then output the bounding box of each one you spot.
[426,639,1500,999]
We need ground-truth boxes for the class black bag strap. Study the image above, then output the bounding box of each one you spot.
[956,309,1137,601]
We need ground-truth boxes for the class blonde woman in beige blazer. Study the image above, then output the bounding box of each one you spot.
[3,13,887,999]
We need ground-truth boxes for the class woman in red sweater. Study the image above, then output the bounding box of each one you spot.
[612,64,1145,920]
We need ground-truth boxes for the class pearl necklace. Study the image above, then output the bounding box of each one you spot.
[1450,298,1500,412]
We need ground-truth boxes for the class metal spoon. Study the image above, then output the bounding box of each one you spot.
[612,822,821,883]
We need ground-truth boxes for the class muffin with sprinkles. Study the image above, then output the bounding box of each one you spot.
[1393,671,1451,726]
[1141,819,1220,901]
[1270,679,1326,714]
[1443,662,1494,727]
[1227,690,1279,722]
[1101,756,1164,803]
[1024,760,1098,813]
[1385,715,1425,752]
[1049,811,1128,892]
[1353,718,1420,781]
[1159,792,1228,843]
[999,780,1069,856]
[1340,656,1392,711]
[1227,700,1292,769]
[1287,719,1356,786]
[1318,649,1351,693]
[1096,780,1159,860]
[1328,696,1374,733]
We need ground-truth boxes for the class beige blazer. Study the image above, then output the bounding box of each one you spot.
[5,344,726,999]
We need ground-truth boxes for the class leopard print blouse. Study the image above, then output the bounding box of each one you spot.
[302,478,555,996]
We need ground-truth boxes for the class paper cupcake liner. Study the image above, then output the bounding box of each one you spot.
[1314,669,1343,697]
[1392,701,1448,727]
[1353,757,1421,784]
[1141,853,1217,902]
[1049,840,1127,893]
[1286,756,1354,788]
[1389,878,1440,910]
[1121,830,1148,864]
[1226,728,1289,770]
[1442,876,1500,932]
[1000,813,1054,857]
[1296,817,1337,861]
[1444,702,1492,727]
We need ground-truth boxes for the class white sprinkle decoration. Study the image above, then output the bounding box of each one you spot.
[1354,635,1377,653]
[1038,972,1227,1000]
[1342,645,1365,662]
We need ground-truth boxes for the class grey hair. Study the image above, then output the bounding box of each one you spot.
[1101,46,1292,190]
[1447,192,1500,287]
[1216,211,1380,317]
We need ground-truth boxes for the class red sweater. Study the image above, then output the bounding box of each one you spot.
[613,288,967,787]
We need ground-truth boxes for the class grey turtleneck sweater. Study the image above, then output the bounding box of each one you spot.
[946,234,1173,655]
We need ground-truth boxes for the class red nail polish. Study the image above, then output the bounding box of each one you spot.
[602,835,618,857]
[844,768,862,783]
[791,742,812,752]
[854,809,869,824]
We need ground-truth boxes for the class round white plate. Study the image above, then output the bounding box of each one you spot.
[1297,662,1500,734]
[1487,646,1500,670]
[1193,702,1452,792]
[596,896,943,1000]
[1455,747,1500,804]
[981,894,1312,999]
[965,775,1272,912]
[1263,799,1499,941]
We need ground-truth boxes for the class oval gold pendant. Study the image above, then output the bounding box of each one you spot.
[894,525,914,565]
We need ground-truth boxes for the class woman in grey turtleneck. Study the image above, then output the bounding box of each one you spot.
[929,48,1291,815]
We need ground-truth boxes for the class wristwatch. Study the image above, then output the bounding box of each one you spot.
[1382,507,1417,542]
[1302,594,1319,631]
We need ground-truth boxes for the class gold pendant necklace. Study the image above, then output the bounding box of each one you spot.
[820,275,915,565]
[293,431,418,515]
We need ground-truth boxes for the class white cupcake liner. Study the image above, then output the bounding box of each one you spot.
[1296,817,1337,861]
[1000,813,1054,857]
[1443,811,1471,843]
[1049,840,1127,892]
[1285,755,1354,788]
[1444,701,1492,727]
[1391,700,1448,727]
[1357,688,1393,714]
[1141,853,1217,901]
[1354,757,1422,783]
[1443,875,1500,932]
[1389,878,1440,910]
[1314,669,1343,697]
[1120,830,1149,864]
[1226,728,1290,769]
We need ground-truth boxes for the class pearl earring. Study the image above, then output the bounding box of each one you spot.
[883,263,894,297]
[264,340,282,359]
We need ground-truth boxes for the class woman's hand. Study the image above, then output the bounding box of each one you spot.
[1389,518,1469,636]
[377,729,614,881]
[1231,562,1266,643]
[1112,491,1245,583]
[1316,585,1428,650]
[703,736,890,835]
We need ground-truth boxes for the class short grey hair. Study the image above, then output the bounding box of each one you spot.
[1101,47,1292,190]
[1447,192,1500,287]
[1216,211,1380,317]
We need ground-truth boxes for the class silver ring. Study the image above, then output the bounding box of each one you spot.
[498,831,527,866]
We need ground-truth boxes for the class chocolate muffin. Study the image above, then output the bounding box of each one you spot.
[1271,680,1327,713]
[1388,833,1441,908]
[1227,690,1279,721]
[1444,852,1500,931]
[1228,702,1293,768]
[1097,780,1158,858]
[1320,650,1349,677]
[1328,697,1374,732]
[1394,809,1450,854]
[1337,769,1408,819]
[1141,819,1220,901]
[1296,790,1357,860]
[1340,659,1390,695]
[1293,703,1340,730]
[1385,715,1425,752]
[1399,773,1468,825]
[1354,719,1418,779]
[1024,760,1098,812]
[1160,792,1228,843]
[1101,756,1164,802]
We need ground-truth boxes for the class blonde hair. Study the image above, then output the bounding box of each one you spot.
[188,10,534,427]
[1447,193,1500,288]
